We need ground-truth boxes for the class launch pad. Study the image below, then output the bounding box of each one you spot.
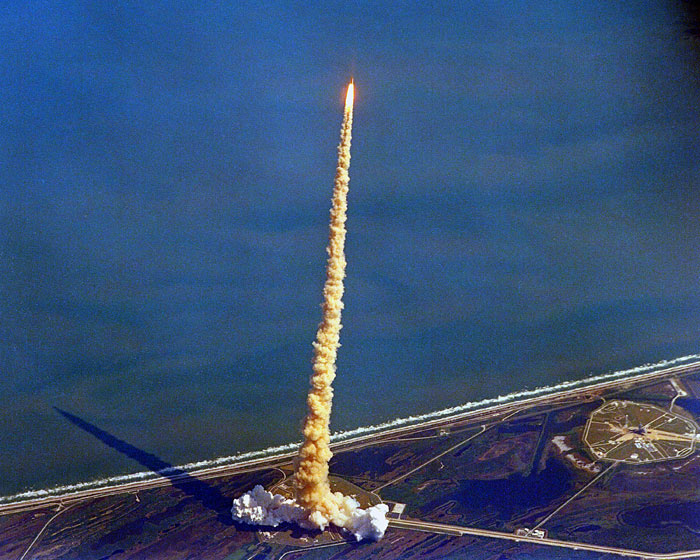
[256,473,383,547]
[583,400,699,464]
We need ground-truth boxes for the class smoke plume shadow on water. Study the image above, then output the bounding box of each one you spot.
[53,407,235,527]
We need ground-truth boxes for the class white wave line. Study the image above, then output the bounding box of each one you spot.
[0,440,303,504]
[2,354,698,505]
[329,354,700,441]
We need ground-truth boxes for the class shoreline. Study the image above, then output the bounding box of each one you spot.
[2,353,699,510]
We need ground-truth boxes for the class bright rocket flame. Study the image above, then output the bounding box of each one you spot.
[345,81,354,111]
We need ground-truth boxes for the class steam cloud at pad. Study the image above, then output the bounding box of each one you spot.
[231,81,389,541]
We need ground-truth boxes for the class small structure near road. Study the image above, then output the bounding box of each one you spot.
[390,503,405,519]
[515,528,547,539]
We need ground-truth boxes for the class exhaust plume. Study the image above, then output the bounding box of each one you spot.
[294,80,354,518]
[232,81,388,541]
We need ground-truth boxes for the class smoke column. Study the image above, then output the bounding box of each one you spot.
[232,82,388,540]
[295,81,353,518]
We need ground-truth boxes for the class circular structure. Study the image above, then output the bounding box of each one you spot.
[583,400,699,464]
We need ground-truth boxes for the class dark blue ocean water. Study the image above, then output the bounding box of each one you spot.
[1,2,700,497]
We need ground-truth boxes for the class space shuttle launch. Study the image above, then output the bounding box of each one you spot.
[294,79,354,517]
[232,80,388,541]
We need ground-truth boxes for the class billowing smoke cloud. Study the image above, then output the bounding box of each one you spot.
[231,485,389,541]
[231,82,389,540]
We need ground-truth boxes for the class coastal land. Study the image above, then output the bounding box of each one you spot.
[3,359,700,559]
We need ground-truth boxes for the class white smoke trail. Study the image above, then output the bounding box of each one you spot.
[3,353,697,506]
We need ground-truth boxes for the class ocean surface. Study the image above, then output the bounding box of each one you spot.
[1,2,700,498]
